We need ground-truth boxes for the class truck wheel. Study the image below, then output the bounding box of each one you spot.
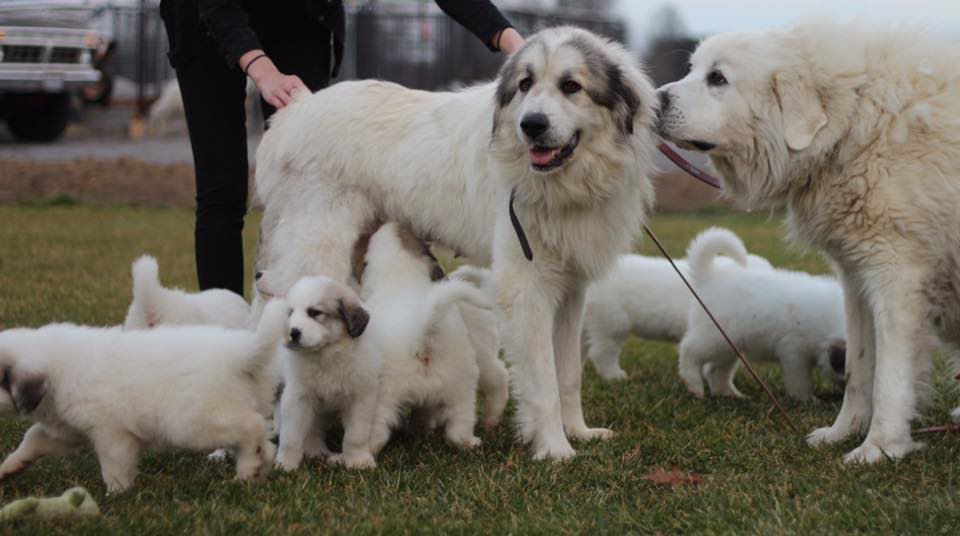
[6,92,71,142]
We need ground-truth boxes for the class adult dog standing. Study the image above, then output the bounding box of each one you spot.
[253,27,658,460]
[658,21,960,463]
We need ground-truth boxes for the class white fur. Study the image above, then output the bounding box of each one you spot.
[123,255,251,331]
[275,276,381,471]
[582,233,772,381]
[252,27,658,460]
[677,228,846,400]
[360,223,494,454]
[0,300,287,493]
[658,21,960,462]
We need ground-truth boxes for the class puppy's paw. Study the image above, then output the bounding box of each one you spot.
[207,449,231,463]
[454,436,482,449]
[597,368,628,382]
[274,448,303,472]
[532,439,576,462]
[0,458,30,480]
[567,426,615,442]
[806,426,851,448]
[329,452,377,470]
[843,439,923,465]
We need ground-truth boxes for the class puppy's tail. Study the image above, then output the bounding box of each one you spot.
[248,299,287,372]
[686,227,750,282]
[449,265,493,289]
[424,280,493,332]
[131,254,163,303]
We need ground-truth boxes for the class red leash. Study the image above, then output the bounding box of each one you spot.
[658,143,722,190]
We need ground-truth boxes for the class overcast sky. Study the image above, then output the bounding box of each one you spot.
[616,0,960,49]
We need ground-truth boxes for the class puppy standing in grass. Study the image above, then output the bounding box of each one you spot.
[360,223,500,454]
[582,241,772,381]
[0,300,287,493]
[677,228,846,400]
[658,21,960,462]
[123,255,251,330]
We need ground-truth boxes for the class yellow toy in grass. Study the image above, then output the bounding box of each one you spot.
[0,487,100,522]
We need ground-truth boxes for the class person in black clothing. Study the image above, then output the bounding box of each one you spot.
[159,0,524,296]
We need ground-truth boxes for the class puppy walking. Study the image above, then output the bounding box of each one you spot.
[0,300,287,493]
[677,228,846,400]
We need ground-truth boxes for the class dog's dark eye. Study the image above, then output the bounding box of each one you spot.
[307,307,323,319]
[561,80,582,95]
[518,77,533,93]
[707,70,728,87]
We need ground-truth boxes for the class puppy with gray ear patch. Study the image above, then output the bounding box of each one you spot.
[274,275,380,471]
[0,300,287,493]
[360,223,494,454]
[123,255,251,330]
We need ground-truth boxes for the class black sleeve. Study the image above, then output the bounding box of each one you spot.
[198,0,263,68]
[434,0,513,52]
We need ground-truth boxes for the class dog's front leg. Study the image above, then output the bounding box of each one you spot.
[0,424,78,480]
[275,384,313,471]
[334,391,377,470]
[844,267,929,464]
[555,285,613,442]
[91,429,141,494]
[808,271,876,447]
[497,265,574,461]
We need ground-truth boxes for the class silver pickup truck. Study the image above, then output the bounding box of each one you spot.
[0,6,103,142]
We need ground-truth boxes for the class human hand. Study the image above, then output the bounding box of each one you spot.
[240,50,308,109]
[495,27,525,55]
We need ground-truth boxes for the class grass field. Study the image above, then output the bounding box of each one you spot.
[0,204,958,534]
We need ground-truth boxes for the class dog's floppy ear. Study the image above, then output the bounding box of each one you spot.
[828,339,846,377]
[773,70,827,151]
[2,365,47,415]
[334,284,370,338]
[603,63,641,136]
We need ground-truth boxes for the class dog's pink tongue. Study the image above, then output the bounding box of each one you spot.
[530,147,559,165]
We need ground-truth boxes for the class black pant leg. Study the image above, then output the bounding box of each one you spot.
[175,44,249,295]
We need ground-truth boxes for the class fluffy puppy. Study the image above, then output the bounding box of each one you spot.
[582,245,772,381]
[360,223,494,454]
[274,275,378,470]
[123,255,250,330]
[0,300,287,493]
[677,228,846,400]
[658,21,960,462]
[448,265,510,428]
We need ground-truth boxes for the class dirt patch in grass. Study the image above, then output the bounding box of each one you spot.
[0,158,726,212]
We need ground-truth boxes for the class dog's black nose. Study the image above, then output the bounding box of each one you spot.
[289,328,301,343]
[520,113,550,139]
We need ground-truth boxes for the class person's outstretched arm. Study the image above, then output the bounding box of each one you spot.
[198,0,308,108]
[433,0,524,54]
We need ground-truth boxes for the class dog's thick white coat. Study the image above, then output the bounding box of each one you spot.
[658,21,960,462]
[677,228,846,400]
[0,300,287,492]
[253,27,658,460]
[123,255,251,330]
[582,239,772,381]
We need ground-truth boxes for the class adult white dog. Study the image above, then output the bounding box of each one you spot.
[253,27,658,460]
[657,21,960,463]
[582,241,771,381]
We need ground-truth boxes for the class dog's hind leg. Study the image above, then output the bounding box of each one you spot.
[0,424,79,481]
[780,352,815,401]
[233,414,271,480]
[91,429,141,494]
[555,286,613,442]
[275,385,314,471]
[704,355,745,399]
[586,330,629,381]
[808,272,876,447]
[677,332,711,398]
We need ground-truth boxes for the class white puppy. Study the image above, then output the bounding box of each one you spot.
[253,27,658,460]
[677,228,846,400]
[658,21,960,462]
[274,275,380,471]
[0,300,287,493]
[123,255,250,330]
[360,223,495,455]
[582,245,772,381]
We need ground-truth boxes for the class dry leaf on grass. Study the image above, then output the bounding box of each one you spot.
[622,444,643,463]
[643,466,702,488]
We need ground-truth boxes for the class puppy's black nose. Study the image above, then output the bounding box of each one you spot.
[289,328,301,343]
[520,113,550,139]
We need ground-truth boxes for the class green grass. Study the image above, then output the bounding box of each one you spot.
[0,205,958,534]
